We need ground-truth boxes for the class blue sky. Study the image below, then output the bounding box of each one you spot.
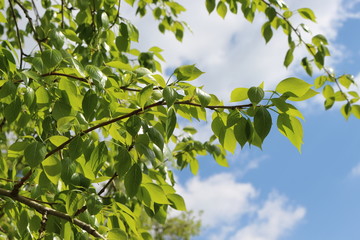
[127,0,360,239]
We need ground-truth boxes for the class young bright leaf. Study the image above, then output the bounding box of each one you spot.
[125,164,142,198]
[254,107,272,141]
[230,88,249,102]
[24,142,47,168]
[167,194,186,211]
[298,8,316,22]
[276,77,312,97]
[42,155,62,185]
[284,48,294,68]
[216,1,227,19]
[277,114,303,151]
[142,183,171,204]
[138,84,154,108]
[174,65,204,81]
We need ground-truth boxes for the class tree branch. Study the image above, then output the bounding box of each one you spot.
[8,0,24,68]
[0,188,105,239]
[14,0,43,52]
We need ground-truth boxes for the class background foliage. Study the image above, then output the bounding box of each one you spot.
[0,0,358,239]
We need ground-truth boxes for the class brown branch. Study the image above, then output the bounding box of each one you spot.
[98,173,118,196]
[41,72,89,83]
[37,210,47,240]
[0,188,105,239]
[14,0,43,52]
[11,169,33,196]
[109,0,121,29]
[61,0,65,28]
[8,0,24,68]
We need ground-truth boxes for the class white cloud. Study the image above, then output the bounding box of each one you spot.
[230,192,306,240]
[350,162,360,177]
[176,173,306,240]
[124,0,353,103]
[176,173,258,226]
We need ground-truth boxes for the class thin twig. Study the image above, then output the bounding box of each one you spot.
[0,188,105,239]
[109,0,121,29]
[98,173,118,196]
[8,0,24,68]
[30,0,40,26]
[14,0,43,52]
[61,0,64,28]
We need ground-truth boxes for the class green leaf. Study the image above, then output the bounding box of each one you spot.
[105,61,133,71]
[298,8,316,22]
[68,136,83,160]
[230,88,249,102]
[142,183,171,204]
[254,107,272,141]
[82,89,98,121]
[125,164,142,197]
[24,142,47,168]
[196,88,211,107]
[284,48,294,68]
[234,117,252,148]
[276,77,312,97]
[87,142,108,176]
[4,98,21,124]
[277,114,303,151]
[248,87,264,104]
[49,29,65,49]
[167,194,186,211]
[41,49,62,69]
[126,115,142,136]
[352,105,360,119]
[115,146,133,177]
[138,84,154,108]
[85,65,107,87]
[148,127,164,150]
[261,22,273,43]
[174,64,204,81]
[341,103,351,120]
[301,57,313,76]
[42,155,62,185]
[206,0,216,13]
[108,229,127,240]
[166,108,177,141]
[48,135,69,146]
[216,1,227,19]
[288,89,318,101]
[86,195,103,215]
[163,87,177,107]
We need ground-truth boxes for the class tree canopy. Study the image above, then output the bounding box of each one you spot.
[0,0,359,239]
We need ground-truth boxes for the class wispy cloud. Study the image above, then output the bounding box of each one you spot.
[176,173,306,240]
[350,162,360,177]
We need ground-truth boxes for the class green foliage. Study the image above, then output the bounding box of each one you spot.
[0,0,358,239]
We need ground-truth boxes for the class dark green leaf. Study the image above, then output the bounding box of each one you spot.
[254,107,272,141]
[248,87,264,104]
[124,164,142,197]
[24,142,47,167]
